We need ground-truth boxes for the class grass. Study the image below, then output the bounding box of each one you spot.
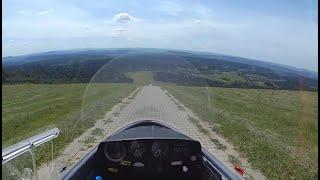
[165,91,186,111]
[103,118,113,124]
[188,115,227,151]
[2,150,35,180]
[91,128,103,136]
[188,116,210,136]
[172,99,185,111]
[161,84,318,180]
[112,112,120,117]
[2,83,136,166]
[82,136,96,145]
[210,138,227,151]
[128,88,140,100]
[126,71,154,85]
[176,104,186,111]
[228,154,242,165]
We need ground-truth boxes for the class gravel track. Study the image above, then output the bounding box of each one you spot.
[38,85,265,180]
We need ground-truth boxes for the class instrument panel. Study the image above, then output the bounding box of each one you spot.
[98,139,202,176]
[104,142,127,162]
[104,140,171,162]
[64,121,226,180]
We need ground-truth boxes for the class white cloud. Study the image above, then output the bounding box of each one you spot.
[113,12,142,23]
[18,10,25,14]
[38,8,54,15]
[112,27,126,37]
[114,27,124,33]
[39,11,49,15]
[194,20,201,24]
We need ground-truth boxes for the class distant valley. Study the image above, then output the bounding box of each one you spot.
[2,48,318,91]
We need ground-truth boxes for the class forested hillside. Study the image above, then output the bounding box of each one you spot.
[2,49,318,91]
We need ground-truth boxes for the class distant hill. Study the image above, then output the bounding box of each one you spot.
[2,48,318,91]
[168,50,318,79]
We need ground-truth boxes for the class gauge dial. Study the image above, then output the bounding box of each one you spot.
[129,140,146,159]
[151,141,168,158]
[104,142,126,162]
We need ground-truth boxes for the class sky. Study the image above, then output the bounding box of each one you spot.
[2,0,318,71]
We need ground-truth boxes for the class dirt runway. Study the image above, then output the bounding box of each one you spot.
[38,85,265,180]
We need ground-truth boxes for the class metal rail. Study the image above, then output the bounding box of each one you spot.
[2,128,60,164]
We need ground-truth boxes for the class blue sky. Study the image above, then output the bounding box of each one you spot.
[2,0,318,71]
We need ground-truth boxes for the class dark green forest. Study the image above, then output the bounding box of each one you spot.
[2,49,318,91]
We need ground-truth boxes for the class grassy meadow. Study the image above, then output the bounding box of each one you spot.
[126,71,154,85]
[2,83,136,164]
[161,84,318,179]
[2,74,318,179]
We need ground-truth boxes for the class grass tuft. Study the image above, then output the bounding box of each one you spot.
[228,154,241,165]
[91,128,103,136]
[210,138,227,151]
[188,116,210,136]
[82,136,96,145]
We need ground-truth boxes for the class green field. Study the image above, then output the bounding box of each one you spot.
[161,84,318,179]
[2,83,136,164]
[2,80,318,179]
[126,71,155,85]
